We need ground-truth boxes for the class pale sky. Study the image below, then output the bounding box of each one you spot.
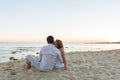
[0,0,120,43]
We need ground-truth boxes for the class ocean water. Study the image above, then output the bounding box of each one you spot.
[0,42,120,62]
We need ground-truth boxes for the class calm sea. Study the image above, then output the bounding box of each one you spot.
[0,42,120,62]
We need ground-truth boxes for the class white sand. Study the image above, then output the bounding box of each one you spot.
[0,49,120,80]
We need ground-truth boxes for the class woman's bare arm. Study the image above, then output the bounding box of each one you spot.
[60,48,67,70]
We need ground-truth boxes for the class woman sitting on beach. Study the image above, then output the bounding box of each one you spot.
[54,39,67,70]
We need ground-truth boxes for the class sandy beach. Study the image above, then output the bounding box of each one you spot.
[0,49,120,80]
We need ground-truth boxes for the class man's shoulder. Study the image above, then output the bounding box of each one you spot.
[41,44,60,52]
[41,45,49,50]
[41,45,48,48]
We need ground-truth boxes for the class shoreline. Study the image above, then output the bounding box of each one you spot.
[1,43,120,63]
[0,49,120,80]
[0,49,119,63]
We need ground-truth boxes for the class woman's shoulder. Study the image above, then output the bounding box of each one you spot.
[60,47,64,50]
[59,48,64,53]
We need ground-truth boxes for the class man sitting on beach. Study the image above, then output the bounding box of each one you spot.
[24,35,63,71]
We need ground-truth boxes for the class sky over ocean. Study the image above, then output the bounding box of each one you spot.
[0,0,120,43]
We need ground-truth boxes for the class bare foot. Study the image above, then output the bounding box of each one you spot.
[24,63,31,70]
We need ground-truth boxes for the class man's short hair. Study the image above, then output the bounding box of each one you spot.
[47,35,54,43]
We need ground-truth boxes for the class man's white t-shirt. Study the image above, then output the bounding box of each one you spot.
[40,44,63,71]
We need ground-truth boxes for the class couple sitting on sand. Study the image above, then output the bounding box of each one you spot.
[24,35,67,71]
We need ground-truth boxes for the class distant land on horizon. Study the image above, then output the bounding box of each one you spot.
[86,42,120,44]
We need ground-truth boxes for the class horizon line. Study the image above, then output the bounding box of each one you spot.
[0,41,120,44]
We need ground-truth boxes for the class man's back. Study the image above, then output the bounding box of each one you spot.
[40,44,61,71]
